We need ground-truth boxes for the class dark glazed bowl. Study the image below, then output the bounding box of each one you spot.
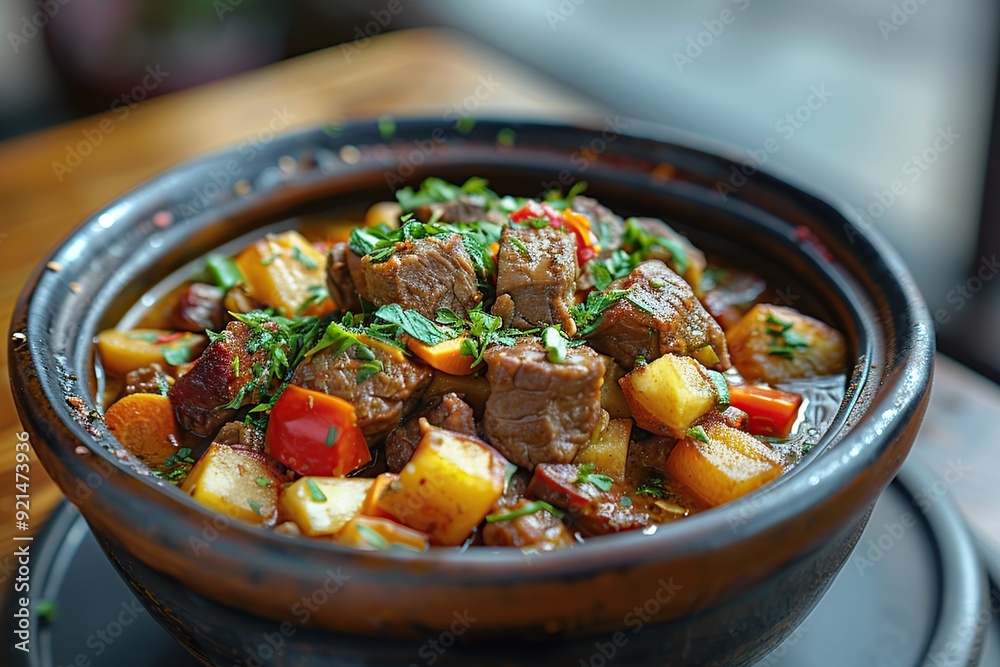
[9,118,934,666]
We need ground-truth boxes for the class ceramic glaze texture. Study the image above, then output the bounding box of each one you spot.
[8,119,934,666]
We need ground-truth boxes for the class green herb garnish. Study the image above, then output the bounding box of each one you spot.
[706,370,730,411]
[636,477,665,499]
[307,479,328,502]
[576,463,614,492]
[248,500,263,516]
[205,253,246,291]
[290,245,319,270]
[485,500,565,523]
[256,476,272,487]
[508,235,531,258]
[373,303,452,346]
[622,218,689,276]
[686,425,709,443]
[542,327,567,363]
[355,523,391,550]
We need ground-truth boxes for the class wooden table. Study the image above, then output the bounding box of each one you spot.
[0,28,601,579]
[3,26,1000,613]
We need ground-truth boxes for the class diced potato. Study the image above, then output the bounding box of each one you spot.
[337,516,429,552]
[280,477,374,537]
[235,231,333,317]
[619,354,717,437]
[600,357,631,419]
[727,304,846,384]
[103,393,179,466]
[665,423,782,507]
[377,422,507,546]
[181,444,281,525]
[97,329,207,376]
[574,417,631,480]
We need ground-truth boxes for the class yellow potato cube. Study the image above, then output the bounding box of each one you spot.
[280,477,374,537]
[235,231,331,317]
[619,354,716,437]
[727,304,846,384]
[665,423,782,508]
[574,417,632,480]
[181,444,281,525]
[378,423,506,546]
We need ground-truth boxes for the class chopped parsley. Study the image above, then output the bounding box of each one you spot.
[570,288,631,336]
[394,176,498,212]
[306,478,327,502]
[356,359,384,383]
[507,235,531,258]
[248,500,263,516]
[620,496,633,508]
[256,476,272,487]
[205,254,246,291]
[576,463,614,492]
[355,523,391,550]
[373,303,452,346]
[296,284,330,315]
[765,312,809,358]
[542,181,588,210]
[208,310,322,426]
[485,500,565,523]
[542,327,567,363]
[622,218,689,276]
[290,245,319,270]
[636,477,665,499]
[162,339,195,366]
[325,426,339,448]
[686,425,709,443]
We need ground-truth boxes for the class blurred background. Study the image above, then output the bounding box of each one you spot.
[1,0,998,377]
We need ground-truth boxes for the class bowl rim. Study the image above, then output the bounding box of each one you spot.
[9,116,935,577]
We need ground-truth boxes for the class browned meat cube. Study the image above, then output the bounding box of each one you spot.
[325,242,363,313]
[213,420,266,453]
[481,498,575,551]
[414,195,507,225]
[587,260,731,371]
[492,226,578,335]
[291,336,432,444]
[122,364,170,398]
[528,463,650,535]
[168,321,269,436]
[482,340,605,469]
[362,234,481,320]
[385,392,477,472]
[172,283,224,333]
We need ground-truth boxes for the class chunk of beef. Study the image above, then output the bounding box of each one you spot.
[172,283,224,333]
[363,234,481,320]
[213,420,266,453]
[481,498,575,551]
[571,196,625,254]
[628,217,707,289]
[701,270,767,331]
[492,226,578,335]
[291,338,432,443]
[385,392,476,472]
[482,340,605,469]
[587,260,731,371]
[414,195,507,226]
[325,242,363,313]
[169,321,268,436]
[122,364,170,398]
[528,463,650,535]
